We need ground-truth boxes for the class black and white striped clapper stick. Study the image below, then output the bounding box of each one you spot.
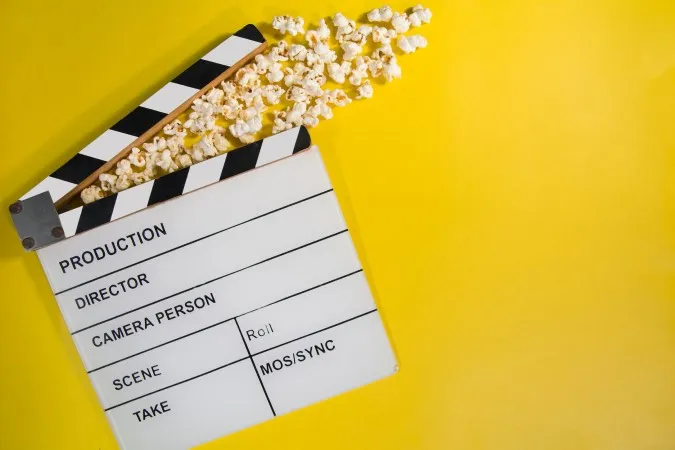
[20,24,265,204]
[57,126,311,239]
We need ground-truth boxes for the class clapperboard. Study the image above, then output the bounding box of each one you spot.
[9,24,397,450]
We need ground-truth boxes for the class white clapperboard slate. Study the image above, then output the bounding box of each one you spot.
[9,24,397,450]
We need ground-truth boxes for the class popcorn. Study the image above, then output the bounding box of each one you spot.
[410,4,432,25]
[192,98,218,117]
[323,89,352,107]
[358,25,374,37]
[221,81,238,98]
[383,55,402,81]
[239,105,259,121]
[286,102,308,125]
[187,144,204,163]
[261,84,285,104]
[341,42,362,61]
[372,26,397,44]
[81,185,103,204]
[130,172,151,186]
[163,119,184,136]
[85,6,433,205]
[348,59,369,85]
[128,147,146,168]
[266,62,284,83]
[327,61,351,83]
[166,136,185,157]
[305,19,330,48]
[99,173,117,192]
[368,58,384,77]
[289,44,308,61]
[115,159,133,176]
[250,95,267,114]
[157,150,179,172]
[184,114,217,134]
[204,87,224,106]
[175,154,193,168]
[342,25,373,45]
[235,64,260,87]
[303,116,319,127]
[372,44,394,60]
[333,13,357,43]
[286,86,309,102]
[391,12,411,33]
[238,86,263,106]
[193,134,218,159]
[332,12,350,28]
[308,99,333,119]
[301,77,324,98]
[284,63,308,87]
[268,41,290,62]
[304,66,327,85]
[115,174,132,192]
[367,5,394,22]
[316,19,331,40]
[221,98,243,120]
[397,34,427,54]
[272,15,305,36]
[143,136,167,153]
[313,42,337,64]
[212,132,230,152]
[272,111,293,134]
[356,80,374,99]
[229,116,262,144]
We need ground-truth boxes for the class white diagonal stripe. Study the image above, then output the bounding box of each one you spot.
[79,129,136,161]
[202,35,261,67]
[21,177,75,201]
[141,82,199,114]
[256,127,299,167]
[59,207,83,238]
[183,156,227,194]
[111,181,155,221]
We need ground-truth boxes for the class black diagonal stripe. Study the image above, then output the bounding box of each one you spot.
[234,24,265,43]
[110,107,167,137]
[76,194,118,234]
[172,59,229,90]
[220,141,262,180]
[147,168,190,206]
[50,153,105,185]
[293,126,312,154]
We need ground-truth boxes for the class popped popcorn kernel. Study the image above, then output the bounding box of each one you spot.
[327,61,352,84]
[397,34,427,54]
[266,62,284,83]
[272,15,305,36]
[410,4,432,24]
[367,5,394,22]
[289,44,308,61]
[341,42,362,61]
[82,185,104,204]
[323,89,352,107]
[372,26,397,44]
[356,80,374,99]
[176,154,193,168]
[128,147,146,168]
[99,173,118,192]
[391,12,410,33]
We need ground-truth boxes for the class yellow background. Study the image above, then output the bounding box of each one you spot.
[1,0,675,449]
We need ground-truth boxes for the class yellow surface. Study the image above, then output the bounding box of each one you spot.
[1,1,675,449]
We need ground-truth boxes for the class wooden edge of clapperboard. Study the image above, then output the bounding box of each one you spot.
[53,32,268,212]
